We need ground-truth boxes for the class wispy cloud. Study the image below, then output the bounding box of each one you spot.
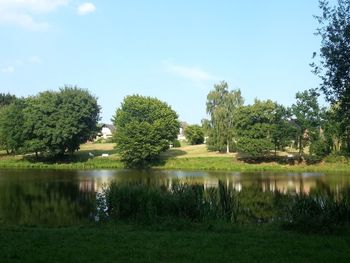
[0,0,68,30]
[1,66,15,74]
[29,56,42,64]
[77,2,96,15]
[163,61,217,82]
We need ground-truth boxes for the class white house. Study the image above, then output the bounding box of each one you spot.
[95,124,115,141]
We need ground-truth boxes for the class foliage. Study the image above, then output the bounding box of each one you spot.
[184,124,204,145]
[271,104,296,152]
[205,81,244,153]
[234,100,276,157]
[282,190,350,233]
[236,137,274,158]
[0,100,26,153]
[23,86,100,157]
[172,139,181,148]
[113,95,180,168]
[103,181,240,223]
[102,181,350,233]
[313,0,350,152]
[291,89,322,155]
[0,93,17,108]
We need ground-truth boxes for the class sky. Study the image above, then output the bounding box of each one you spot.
[0,0,328,124]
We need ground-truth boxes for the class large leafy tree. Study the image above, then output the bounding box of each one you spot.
[184,124,204,145]
[23,86,100,157]
[0,99,26,154]
[113,95,180,168]
[313,0,350,151]
[234,100,276,157]
[271,104,296,154]
[205,81,244,153]
[291,89,322,155]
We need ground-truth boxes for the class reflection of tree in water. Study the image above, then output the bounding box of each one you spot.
[0,181,96,226]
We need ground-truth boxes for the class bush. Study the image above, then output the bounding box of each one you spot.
[304,155,323,165]
[172,139,181,148]
[309,139,330,157]
[236,137,273,157]
[184,125,204,145]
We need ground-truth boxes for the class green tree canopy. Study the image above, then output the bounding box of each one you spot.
[0,93,17,108]
[184,124,204,145]
[0,99,26,154]
[206,81,244,153]
[313,0,350,151]
[291,89,321,155]
[234,100,276,157]
[23,86,100,157]
[113,95,180,168]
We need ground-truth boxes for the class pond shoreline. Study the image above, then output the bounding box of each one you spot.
[0,156,349,173]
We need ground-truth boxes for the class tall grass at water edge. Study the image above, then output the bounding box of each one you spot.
[99,181,350,233]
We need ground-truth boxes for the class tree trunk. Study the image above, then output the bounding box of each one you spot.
[226,139,230,154]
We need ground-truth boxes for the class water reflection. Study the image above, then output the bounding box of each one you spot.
[0,169,349,226]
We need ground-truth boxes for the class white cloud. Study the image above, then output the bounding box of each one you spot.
[163,61,217,82]
[29,56,42,64]
[1,66,15,74]
[77,2,96,15]
[0,0,68,30]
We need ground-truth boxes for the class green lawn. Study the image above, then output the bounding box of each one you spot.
[0,224,349,263]
[0,143,349,172]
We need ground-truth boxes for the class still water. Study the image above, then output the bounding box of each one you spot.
[0,169,349,226]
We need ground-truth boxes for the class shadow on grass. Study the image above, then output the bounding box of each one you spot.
[152,148,187,166]
[22,148,118,164]
[236,153,301,165]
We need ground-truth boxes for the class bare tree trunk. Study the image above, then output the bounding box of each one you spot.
[226,139,230,154]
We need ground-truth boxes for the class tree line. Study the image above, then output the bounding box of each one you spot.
[0,87,100,158]
[201,83,335,160]
[0,0,349,167]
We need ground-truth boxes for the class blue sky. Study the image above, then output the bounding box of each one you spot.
[0,0,326,124]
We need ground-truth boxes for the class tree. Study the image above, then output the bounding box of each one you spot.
[184,125,204,145]
[113,95,180,168]
[206,81,244,153]
[234,100,276,157]
[23,86,100,157]
[291,89,321,155]
[313,0,350,151]
[0,93,17,108]
[0,99,26,154]
[271,104,296,155]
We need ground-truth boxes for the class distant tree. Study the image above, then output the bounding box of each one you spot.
[206,81,244,153]
[184,125,204,145]
[312,0,350,152]
[23,86,100,157]
[234,100,276,157]
[0,99,26,154]
[271,104,296,155]
[291,89,321,155]
[0,93,17,108]
[113,95,180,168]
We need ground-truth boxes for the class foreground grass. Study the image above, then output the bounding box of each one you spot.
[0,143,349,172]
[0,223,349,263]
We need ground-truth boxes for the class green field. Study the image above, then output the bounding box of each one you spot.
[0,143,349,172]
[1,223,349,263]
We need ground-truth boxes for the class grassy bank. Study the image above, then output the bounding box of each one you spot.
[0,143,349,172]
[1,223,349,263]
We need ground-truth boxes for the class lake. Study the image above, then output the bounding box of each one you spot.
[0,169,349,226]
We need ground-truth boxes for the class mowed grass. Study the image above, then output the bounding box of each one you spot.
[0,143,349,172]
[0,224,349,263]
